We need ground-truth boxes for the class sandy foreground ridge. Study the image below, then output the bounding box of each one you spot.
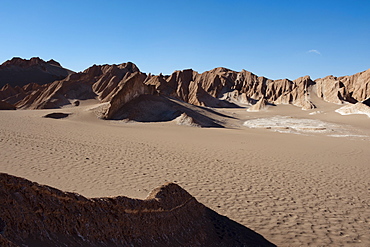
[1,58,370,246]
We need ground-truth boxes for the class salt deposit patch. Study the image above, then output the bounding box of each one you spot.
[335,103,370,118]
[309,111,323,115]
[243,116,370,139]
[243,116,339,134]
[328,134,368,138]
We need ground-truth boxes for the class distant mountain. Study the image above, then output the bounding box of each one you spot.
[0,57,74,88]
[0,173,276,247]
[0,57,369,123]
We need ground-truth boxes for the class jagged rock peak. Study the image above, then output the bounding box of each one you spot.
[146,182,194,208]
[46,59,61,67]
[0,57,74,89]
[208,67,234,74]
[1,57,63,68]
[248,97,268,112]
[83,61,141,74]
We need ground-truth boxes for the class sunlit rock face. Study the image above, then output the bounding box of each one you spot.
[0,57,369,117]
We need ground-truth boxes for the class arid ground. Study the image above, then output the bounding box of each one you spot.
[1,98,369,246]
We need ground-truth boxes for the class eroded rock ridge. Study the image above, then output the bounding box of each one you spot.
[0,57,369,121]
[0,173,275,247]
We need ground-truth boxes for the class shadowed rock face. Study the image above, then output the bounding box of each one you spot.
[363,98,370,107]
[0,57,74,88]
[0,100,16,110]
[248,97,268,112]
[103,72,154,119]
[0,173,276,247]
[108,95,228,127]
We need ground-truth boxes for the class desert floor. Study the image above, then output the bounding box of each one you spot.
[1,99,369,246]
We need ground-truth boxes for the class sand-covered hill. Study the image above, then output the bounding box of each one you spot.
[0,173,275,247]
[0,57,369,121]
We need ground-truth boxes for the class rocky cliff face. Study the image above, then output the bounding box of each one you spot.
[0,59,318,112]
[0,57,369,120]
[144,67,316,110]
[0,173,275,247]
[314,68,370,104]
[0,62,143,110]
[0,57,74,88]
[104,72,154,119]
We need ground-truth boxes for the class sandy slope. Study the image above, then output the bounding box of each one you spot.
[1,99,369,246]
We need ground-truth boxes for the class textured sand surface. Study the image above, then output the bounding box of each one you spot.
[1,100,370,246]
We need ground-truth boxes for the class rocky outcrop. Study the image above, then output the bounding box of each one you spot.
[0,173,275,247]
[248,97,268,112]
[0,57,368,120]
[267,76,316,110]
[103,72,154,119]
[0,57,74,88]
[144,67,315,110]
[315,75,347,104]
[105,94,226,127]
[315,69,370,104]
[0,100,16,110]
[91,62,141,102]
[175,113,201,127]
[11,62,144,110]
[336,69,370,102]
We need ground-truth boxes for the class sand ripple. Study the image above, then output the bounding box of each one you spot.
[1,109,370,246]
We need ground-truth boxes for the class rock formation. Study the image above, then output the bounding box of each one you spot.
[268,76,315,110]
[175,113,201,127]
[314,68,370,104]
[0,100,16,110]
[0,57,73,88]
[0,57,369,122]
[106,94,226,127]
[6,62,143,110]
[0,173,275,247]
[248,97,268,112]
[103,72,154,119]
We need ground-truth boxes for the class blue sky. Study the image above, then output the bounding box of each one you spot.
[1,0,369,80]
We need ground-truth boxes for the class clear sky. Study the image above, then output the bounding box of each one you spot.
[1,0,369,80]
